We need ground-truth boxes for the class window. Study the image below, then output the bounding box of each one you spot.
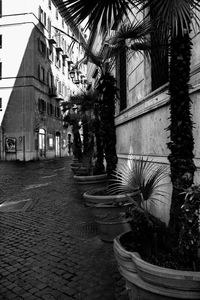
[47,102,50,115]
[150,5,168,91]
[0,0,2,17]
[55,53,61,68]
[38,65,45,82]
[47,17,51,38]
[116,44,127,111]
[38,99,46,113]
[48,72,54,87]
[44,12,46,27]
[50,104,54,115]
[0,62,2,79]
[56,9,58,20]
[38,39,46,56]
[0,35,2,48]
[48,0,51,9]
[0,98,2,110]
[48,136,54,148]
[55,106,61,118]
[58,81,62,94]
[38,6,46,26]
[48,45,53,62]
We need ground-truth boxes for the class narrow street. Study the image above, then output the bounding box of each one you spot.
[0,157,126,300]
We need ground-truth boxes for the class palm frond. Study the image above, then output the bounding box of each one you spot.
[54,0,104,68]
[55,0,138,34]
[105,19,152,59]
[136,0,200,37]
[108,19,152,45]
[108,157,169,206]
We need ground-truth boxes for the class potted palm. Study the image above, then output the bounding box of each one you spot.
[71,90,108,193]
[85,157,169,242]
[55,3,200,297]
[112,160,200,300]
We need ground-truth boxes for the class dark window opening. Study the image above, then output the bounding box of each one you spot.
[0,35,2,48]
[50,104,54,115]
[0,0,2,17]
[38,39,46,57]
[0,62,2,79]
[150,6,168,91]
[38,99,46,113]
[116,45,127,111]
[38,65,45,83]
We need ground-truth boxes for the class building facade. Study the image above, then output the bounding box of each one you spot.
[87,11,200,224]
[0,0,86,161]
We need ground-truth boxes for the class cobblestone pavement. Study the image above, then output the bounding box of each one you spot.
[0,157,128,300]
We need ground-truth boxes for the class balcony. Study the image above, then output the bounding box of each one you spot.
[48,35,56,45]
[62,52,69,59]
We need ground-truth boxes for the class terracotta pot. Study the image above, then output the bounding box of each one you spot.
[73,174,108,195]
[114,232,200,300]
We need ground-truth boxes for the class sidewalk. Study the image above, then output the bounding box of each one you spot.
[0,157,127,300]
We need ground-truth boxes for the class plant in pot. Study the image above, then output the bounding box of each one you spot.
[85,156,169,243]
[72,90,108,192]
[112,159,200,300]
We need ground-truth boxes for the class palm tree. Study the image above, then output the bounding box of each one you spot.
[54,0,200,248]
[54,0,152,177]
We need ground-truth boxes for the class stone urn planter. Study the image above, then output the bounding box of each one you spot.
[83,188,133,206]
[70,162,83,174]
[114,232,200,300]
[84,190,135,242]
[73,174,108,195]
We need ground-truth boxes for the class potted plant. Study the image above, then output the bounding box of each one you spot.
[113,160,200,300]
[84,157,169,242]
[69,91,108,193]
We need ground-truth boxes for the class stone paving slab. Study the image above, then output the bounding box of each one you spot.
[0,157,128,300]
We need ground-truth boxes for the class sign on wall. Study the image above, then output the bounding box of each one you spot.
[5,138,17,153]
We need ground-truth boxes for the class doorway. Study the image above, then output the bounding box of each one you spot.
[55,132,61,157]
[38,128,46,158]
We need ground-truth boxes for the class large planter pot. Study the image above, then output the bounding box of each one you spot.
[88,201,131,219]
[83,189,133,206]
[85,192,134,242]
[114,232,200,300]
[96,218,131,242]
[70,162,83,174]
[73,174,108,195]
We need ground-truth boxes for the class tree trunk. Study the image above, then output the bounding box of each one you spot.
[167,29,196,243]
[98,72,118,177]
[94,104,105,174]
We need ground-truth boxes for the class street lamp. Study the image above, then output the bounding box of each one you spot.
[69,69,75,80]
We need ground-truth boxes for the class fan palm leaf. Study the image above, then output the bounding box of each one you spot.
[108,19,151,45]
[136,0,200,37]
[108,157,169,207]
[55,0,138,34]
